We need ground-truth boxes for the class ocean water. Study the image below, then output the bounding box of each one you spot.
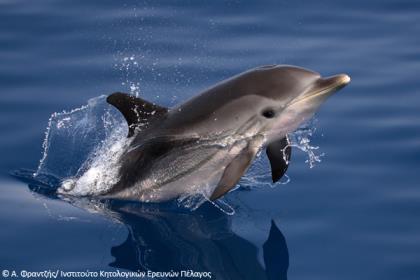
[1,0,420,279]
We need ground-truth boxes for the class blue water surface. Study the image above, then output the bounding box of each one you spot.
[1,0,420,279]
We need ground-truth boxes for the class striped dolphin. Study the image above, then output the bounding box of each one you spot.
[61,65,350,202]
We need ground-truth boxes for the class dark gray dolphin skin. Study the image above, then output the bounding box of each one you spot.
[90,65,350,202]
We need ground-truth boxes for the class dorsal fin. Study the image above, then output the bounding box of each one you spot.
[107,92,168,137]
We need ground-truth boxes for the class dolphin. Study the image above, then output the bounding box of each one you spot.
[61,65,350,202]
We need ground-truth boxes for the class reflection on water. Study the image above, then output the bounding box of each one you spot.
[21,175,288,280]
[263,220,289,280]
[107,202,288,280]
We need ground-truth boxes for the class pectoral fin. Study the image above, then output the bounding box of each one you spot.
[210,147,256,200]
[107,92,168,137]
[266,137,292,183]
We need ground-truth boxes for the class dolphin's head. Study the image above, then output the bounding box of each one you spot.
[164,65,350,144]
[240,65,350,143]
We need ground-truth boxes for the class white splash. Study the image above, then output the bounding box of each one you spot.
[288,118,325,168]
[58,127,130,196]
[35,96,128,192]
[240,118,324,190]
[177,193,235,215]
[115,54,144,97]
[35,102,92,177]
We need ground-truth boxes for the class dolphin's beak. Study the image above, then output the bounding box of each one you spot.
[290,73,351,106]
[318,74,351,92]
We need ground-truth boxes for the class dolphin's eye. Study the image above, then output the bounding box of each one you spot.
[262,108,276,119]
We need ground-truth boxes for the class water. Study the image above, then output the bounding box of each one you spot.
[1,0,419,279]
